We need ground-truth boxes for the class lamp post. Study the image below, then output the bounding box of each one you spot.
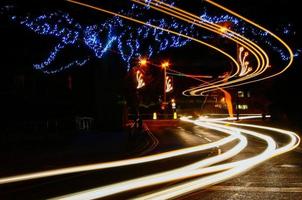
[161,61,170,110]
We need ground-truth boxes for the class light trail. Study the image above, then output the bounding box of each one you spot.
[68,0,292,96]
[136,0,293,95]
[135,117,299,200]
[51,2,297,198]
[1,1,296,199]
[200,0,294,89]
[0,132,236,185]
[66,0,241,84]
[206,0,294,79]
[53,116,299,200]
[67,0,272,98]
[52,120,247,200]
[133,0,270,95]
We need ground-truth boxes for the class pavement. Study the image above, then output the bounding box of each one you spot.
[1,120,301,199]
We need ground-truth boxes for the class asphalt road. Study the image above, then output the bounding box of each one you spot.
[179,122,302,200]
[0,121,217,199]
[1,120,301,200]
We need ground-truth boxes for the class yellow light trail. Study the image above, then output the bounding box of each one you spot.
[140,0,293,95]
[204,0,294,87]
[68,0,270,98]
[66,0,240,84]
[133,0,270,95]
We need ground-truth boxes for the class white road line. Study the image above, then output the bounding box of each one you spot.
[208,185,302,193]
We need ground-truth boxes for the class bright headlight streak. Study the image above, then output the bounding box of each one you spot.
[134,0,270,95]
[0,131,237,185]
[0,116,264,185]
[52,119,247,200]
[209,119,300,156]
[136,117,299,200]
[198,114,271,121]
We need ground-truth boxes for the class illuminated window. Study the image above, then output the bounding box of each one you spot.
[238,91,244,98]
[247,91,251,98]
[237,104,248,110]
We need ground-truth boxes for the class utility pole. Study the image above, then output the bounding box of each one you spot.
[161,62,170,110]
[163,65,167,104]
[236,43,240,120]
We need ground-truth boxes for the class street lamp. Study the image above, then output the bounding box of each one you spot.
[139,58,148,67]
[219,26,228,35]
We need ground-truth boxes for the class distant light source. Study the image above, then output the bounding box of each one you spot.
[161,61,170,69]
[171,99,176,109]
[173,112,177,119]
[153,112,157,120]
[219,26,228,34]
[139,58,147,66]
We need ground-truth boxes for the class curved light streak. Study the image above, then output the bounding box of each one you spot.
[205,0,294,86]
[139,0,293,95]
[53,115,299,200]
[133,0,270,95]
[66,0,240,82]
[135,117,299,200]
[0,124,238,184]
[52,120,247,200]
[1,1,296,199]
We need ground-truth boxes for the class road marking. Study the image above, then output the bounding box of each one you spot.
[204,137,212,142]
[280,164,300,168]
[208,185,302,193]
[196,134,213,143]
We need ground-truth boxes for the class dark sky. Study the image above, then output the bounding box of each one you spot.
[0,0,301,101]
[0,0,301,126]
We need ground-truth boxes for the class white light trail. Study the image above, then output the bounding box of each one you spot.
[0,125,236,185]
[52,119,247,200]
[135,117,299,199]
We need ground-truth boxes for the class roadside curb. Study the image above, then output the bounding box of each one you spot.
[126,122,159,157]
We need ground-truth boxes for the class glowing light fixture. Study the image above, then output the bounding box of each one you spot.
[139,58,147,66]
[161,61,170,69]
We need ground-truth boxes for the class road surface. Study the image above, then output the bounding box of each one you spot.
[1,117,300,199]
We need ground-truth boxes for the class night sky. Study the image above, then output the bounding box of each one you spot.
[0,0,301,127]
